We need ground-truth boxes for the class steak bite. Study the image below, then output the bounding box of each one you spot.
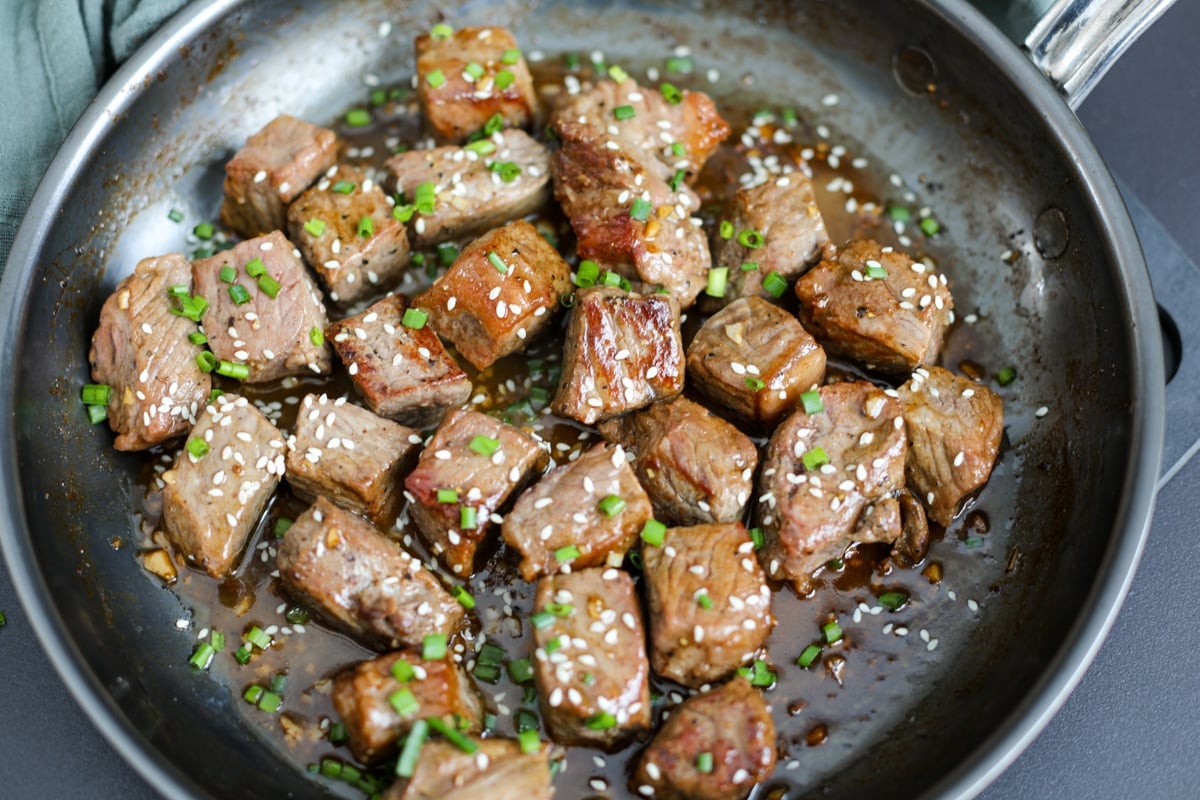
[326,294,472,429]
[192,231,332,383]
[404,409,547,576]
[501,443,651,581]
[413,219,571,370]
[599,396,757,526]
[642,523,773,687]
[387,129,550,248]
[382,737,552,800]
[532,568,652,750]
[630,676,776,800]
[898,366,1003,525]
[710,175,829,306]
[332,649,484,764]
[220,114,339,238]
[161,394,284,577]
[276,496,463,649]
[286,163,409,304]
[88,253,211,451]
[756,380,908,594]
[795,239,954,375]
[552,286,684,426]
[284,393,420,528]
[686,296,826,427]
[414,25,540,144]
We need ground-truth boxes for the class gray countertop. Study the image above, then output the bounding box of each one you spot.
[2,2,1198,797]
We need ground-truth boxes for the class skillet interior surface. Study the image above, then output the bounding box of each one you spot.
[0,0,1161,798]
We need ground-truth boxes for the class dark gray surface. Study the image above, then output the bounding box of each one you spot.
[0,1,1196,798]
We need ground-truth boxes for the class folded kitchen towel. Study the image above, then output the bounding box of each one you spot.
[0,0,188,272]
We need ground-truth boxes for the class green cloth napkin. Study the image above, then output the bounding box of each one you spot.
[0,0,189,271]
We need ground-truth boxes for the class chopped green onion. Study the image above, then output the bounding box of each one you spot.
[187,330,208,346]
[597,494,626,517]
[309,326,324,347]
[563,52,580,71]
[508,658,534,684]
[696,591,713,610]
[705,266,729,298]
[469,435,500,456]
[460,506,478,530]
[246,626,272,649]
[997,367,1016,386]
[607,64,629,83]
[168,208,184,223]
[762,270,788,298]
[745,376,765,391]
[502,48,522,65]
[802,446,829,471]
[451,585,476,609]
[437,488,459,504]
[866,261,889,280]
[427,716,479,753]
[285,606,309,625]
[629,198,652,222]
[736,658,776,688]
[483,112,505,135]
[463,62,485,80]
[797,644,822,668]
[670,141,685,157]
[823,620,843,644]
[186,438,209,459]
[473,662,501,683]
[696,751,714,773]
[600,270,624,288]
[172,293,208,322]
[545,602,574,618]
[189,643,215,670]
[228,283,251,305]
[357,216,374,238]
[554,544,580,562]
[749,527,765,550]
[370,88,387,106]
[273,517,292,538]
[826,557,844,571]
[487,251,508,273]
[395,719,429,778]
[167,284,190,298]
[719,220,734,239]
[436,243,458,265]
[393,203,416,222]
[425,69,446,88]
[576,260,600,287]
[81,384,112,406]
[195,352,216,373]
[613,104,636,121]
[640,518,666,547]
[389,687,421,716]
[878,591,908,611]
[665,56,693,74]
[331,180,356,194]
[328,722,348,744]
[920,216,941,236]
[391,658,415,683]
[216,360,249,380]
[669,169,686,192]
[518,729,540,754]
[401,307,428,329]
[465,139,496,155]
[888,205,912,222]
[487,160,522,182]
[801,390,824,414]
[739,261,759,272]
[515,708,539,733]
[737,229,764,248]
[660,82,683,104]
[543,636,562,655]
[477,643,506,666]
[194,222,215,240]
[219,265,236,283]
[345,108,371,127]
[208,388,224,403]
[243,684,264,704]
[782,107,798,126]
[257,274,281,298]
[585,711,617,730]
[965,535,984,548]
[530,610,555,630]
[234,646,251,665]
[430,23,453,39]
[268,673,288,694]
[494,69,515,90]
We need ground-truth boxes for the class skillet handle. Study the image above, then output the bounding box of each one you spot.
[969,0,1176,109]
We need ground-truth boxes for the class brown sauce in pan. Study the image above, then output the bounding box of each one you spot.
[129,56,1018,799]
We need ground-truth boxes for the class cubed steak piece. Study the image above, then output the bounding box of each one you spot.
[161,394,284,577]
[795,240,954,375]
[219,114,339,238]
[286,163,409,304]
[413,219,571,370]
[552,286,684,425]
[898,366,1003,525]
[756,380,907,594]
[552,117,710,307]
[501,443,651,581]
[599,396,757,526]
[630,677,776,800]
[387,129,550,248]
[276,496,463,649]
[710,175,829,306]
[192,231,332,383]
[327,294,472,429]
[332,649,484,764]
[284,393,420,528]
[642,523,773,687]
[532,568,651,750]
[893,488,932,566]
[686,296,826,427]
[383,737,552,800]
[88,253,211,450]
[404,409,547,576]
[414,24,539,144]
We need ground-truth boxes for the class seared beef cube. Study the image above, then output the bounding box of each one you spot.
[710,176,829,305]
[161,394,284,577]
[501,443,651,581]
[552,118,710,307]
[332,649,484,764]
[686,296,826,427]
[532,568,651,749]
[284,393,420,528]
[898,366,1003,525]
[552,287,684,425]
[893,489,932,566]
[404,409,547,576]
[756,380,907,594]
[414,219,570,370]
[415,25,539,144]
[599,396,757,526]
[383,737,552,800]
[327,294,472,429]
[192,231,332,383]
[631,677,776,800]
[88,253,210,450]
[642,523,773,687]
[387,129,550,248]
[287,163,409,304]
[276,496,463,649]
[795,240,954,374]
[220,114,339,238]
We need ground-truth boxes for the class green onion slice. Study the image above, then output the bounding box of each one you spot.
[629,198,652,222]
[801,446,829,471]
[823,620,843,644]
[801,390,824,414]
[797,644,822,668]
[705,266,729,298]
[469,435,500,456]
[878,591,908,611]
[395,719,429,778]
[597,494,626,517]
[81,383,112,406]
[401,307,428,329]
[640,519,666,546]
[762,270,788,298]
